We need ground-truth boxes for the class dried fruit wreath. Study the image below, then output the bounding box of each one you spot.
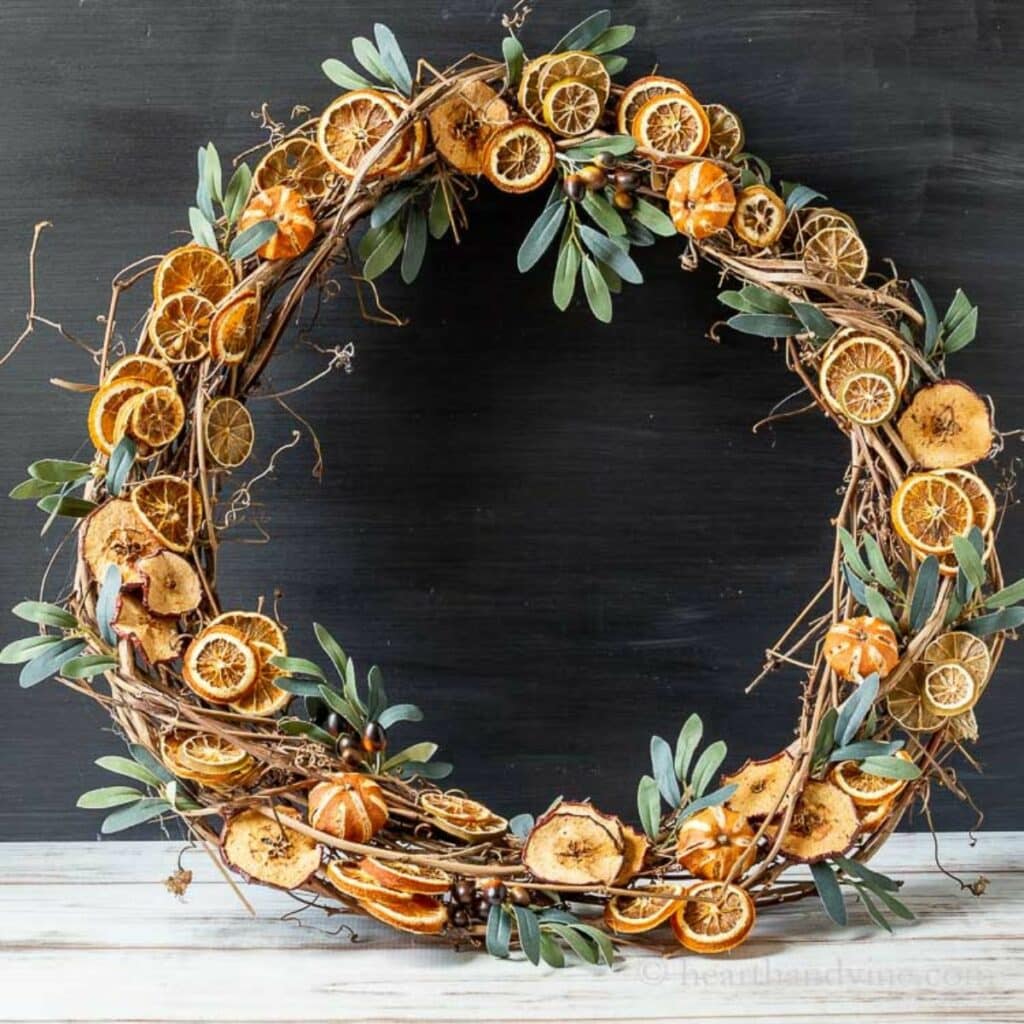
[3,10,1021,965]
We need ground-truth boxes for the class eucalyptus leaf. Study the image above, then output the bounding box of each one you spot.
[107,436,136,496]
[36,494,96,518]
[76,785,144,809]
[857,887,893,932]
[322,57,376,91]
[428,182,451,239]
[863,586,898,632]
[964,607,1024,637]
[12,600,78,628]
[835,673,879,747]
[911,279,939,355]
[271,676,321,698]
[513,905,542,965]
[362,221,404,280]
[270,655,327,683]
[518,199,566,272]
[371,187,416,229]
[101,797,170,834]
[377,702,423,729]
[28,459,92,483]
[810,861,847,926]
[352,36,391,84]
[581,255,612,323]
[509,813,534,838]
[313,622,349,684]
[783,183,827,212]
[650,735,681,806]
[130,743,175,784]
[553,9,611,52]
[811,707,838,765]
[690,739,727,796]
[95,755,160,788]
[317,685,364,732]
[188,206,218,251]
[20,638,84,688]
[588,24,635,54]
[502,35,525,87]
[837,528,868,581]
[552,228,580,311]
[598,53,628,75]
[397,760,453,780]
[871,885,915,920]
[486,904,512,958]
[538,931,565,968]
[228,220,277,262]
[734,284,792,314]
[952,533,986,593]
[223,163,253,227]
[679,783,737,820]
[0,634,63,664]
[278,718,336,746]
[61,653,118,679]
[791,300,835,343]
[637,774,662,839]
[833,854,902,892]
[860,755,921,780]
[401,206,428,284]
[366,664,387,721]
[581,190,626,236]
[908,556,940,633]
[828,739,903,762]
[382,741,438,772]
[9,478,58,500]
[674,713,703,781]
[725,313,803,338]
[844,564,868,605]
[631,197,676,237]
[205,141,222,202]
[564,134,634,160]
[985,578,1024,609]
[570,923,615,967]
[96,564,121,646]
[373,24,413,95]
[579,225,641,284]
[862,534,898,591]
[943,304,978,354]
[544,922,598,965]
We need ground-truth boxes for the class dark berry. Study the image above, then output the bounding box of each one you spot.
[563,173,586,202]
[324,712,343,738]
[578,164,607,190]
[454,879,476,904]
[362,721,387,753]
[612,190,635,211]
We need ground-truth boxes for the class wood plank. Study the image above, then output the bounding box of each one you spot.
[1,835,1021,1022]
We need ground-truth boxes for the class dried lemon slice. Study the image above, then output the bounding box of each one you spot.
[921,630,991,689]
[732,184,786,248]
[204,396,254,469]
[704,102,744,160]
[838,370,899,425]
[125,385,185,448]
[923,662,978,717]
[819,332,907,410]
[254,137,337,200]
[803,224,868,287]
[891,472,973,556]
[517,54,553,124]
[482,122,555,194]
[183,625,258,704]
[542,76,602,137]
[536,51,610,110]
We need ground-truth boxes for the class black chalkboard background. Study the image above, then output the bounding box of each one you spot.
[1,1,1021,840]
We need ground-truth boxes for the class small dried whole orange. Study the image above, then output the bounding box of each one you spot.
[238,185,316,261]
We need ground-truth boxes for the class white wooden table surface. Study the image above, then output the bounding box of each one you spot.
[2,833,1021,1023]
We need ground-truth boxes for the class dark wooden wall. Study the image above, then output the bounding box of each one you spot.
[1,0,1021,839]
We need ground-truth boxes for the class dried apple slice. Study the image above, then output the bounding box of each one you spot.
[136,550,203,616]
[774,780,859,863]
[428,80,510,175]
[81,499,162,586]
[723,750,794,820]
[522,801,625,886]
[897,380,994,469]
[111,593,181,665]
[614,825,649,885]
[221,806,321,889]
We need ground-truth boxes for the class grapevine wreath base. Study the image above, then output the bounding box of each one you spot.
[4,8,1021,965]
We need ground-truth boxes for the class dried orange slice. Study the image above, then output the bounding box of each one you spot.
[632,93,710,162]
[675,805,756,881]
[802,206,859,238]
[517,54,553,124]
[666,161,736,239]
[361,857,452,895]
[922,661,978,717]
[153,244,235,305]
[87,377,151,456]
[542,76,602,137]
[934,470,996,535]
[891,472,973,556]
[671,881,756,954]
[160,730,253,786]
[317,89,404,179]
[615,75,690,135]
[897,381,993,470]
[732,184,786,248]
[130,474,203,552]
[886,664,942,733]
[254,137,337,200]
[148,293,214,364]
[921,630,991,689]
[210,289,260,365]
[482,122,555,194]
[604,884,685,934]
[830,751,913,807]
[803,224,868,287]
[183,625,258,703]
[178,732,251,775]
[204,396,254,469]
[208,610,287,655]
[103,354,176,390]
[229,640,292,717]
[536,51,610,111]
[420,791,494,824]
[704,103,745,160]
[823,616,900,682]
[859,795,895,832]
[325,861,411,903]
[124,385,185,448]
[359,892,447,934]
[819,332,907,411]
[383,108,430,179]
[838,371,899,426]
[238,185,316,261]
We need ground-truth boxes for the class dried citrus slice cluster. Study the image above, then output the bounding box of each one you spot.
[818,330,908,426]
[325,857,448,934]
